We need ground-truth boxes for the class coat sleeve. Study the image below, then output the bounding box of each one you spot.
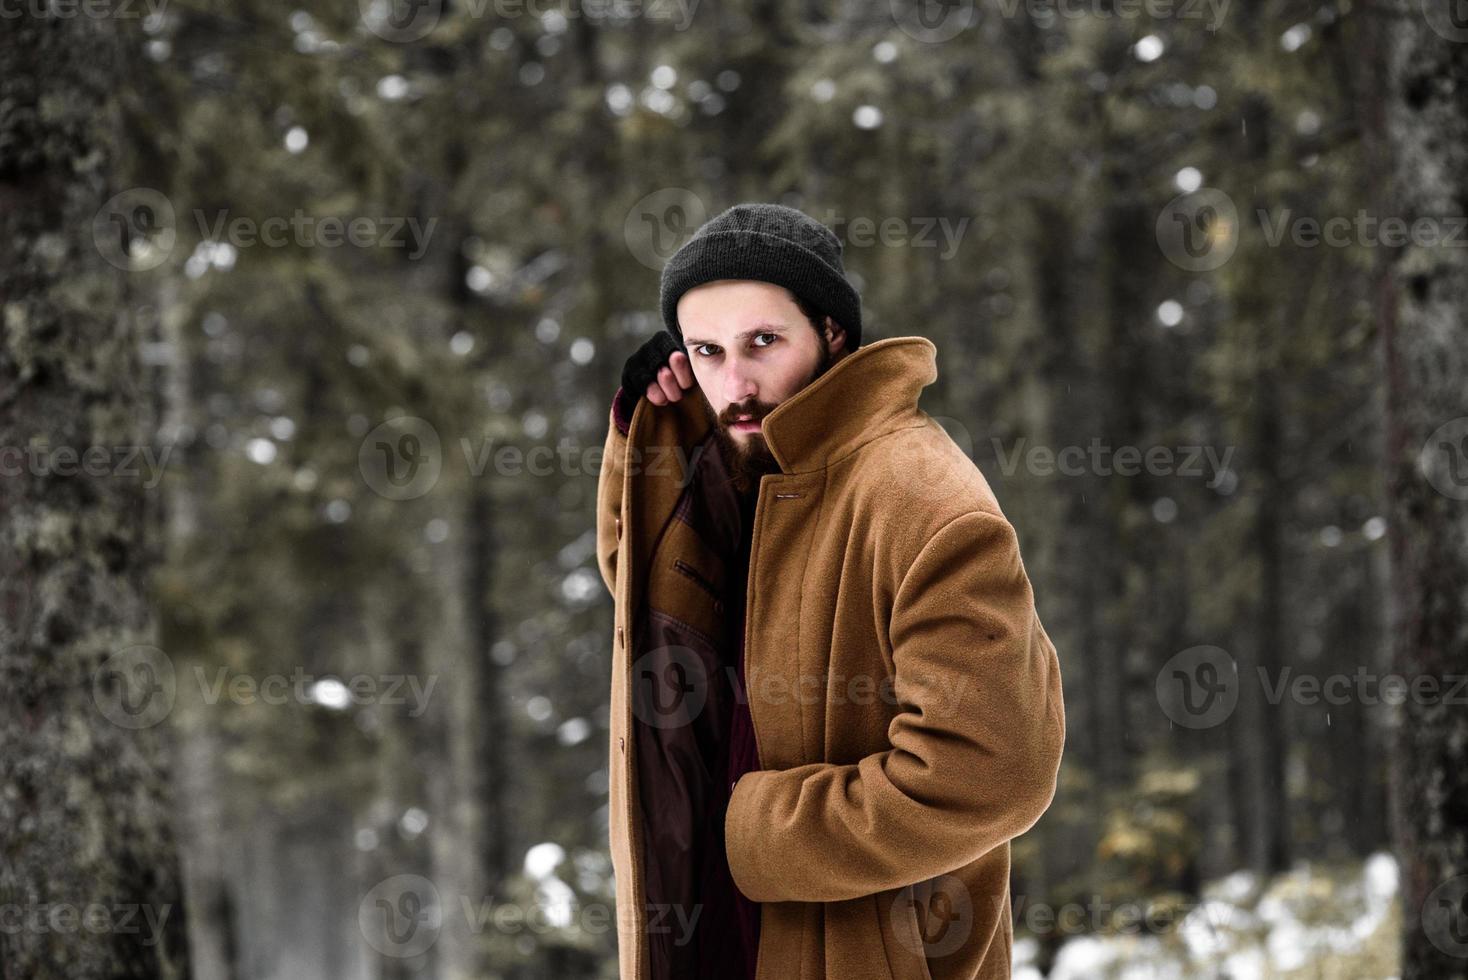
[595,388,633,595]
[723,509,1065,904]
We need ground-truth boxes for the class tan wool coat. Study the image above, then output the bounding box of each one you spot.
[596,335,1066,980]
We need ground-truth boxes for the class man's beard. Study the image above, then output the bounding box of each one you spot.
[710,341,833,497]
[712,418,779,497]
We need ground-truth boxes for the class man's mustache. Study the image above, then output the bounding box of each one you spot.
[720,405,774,425]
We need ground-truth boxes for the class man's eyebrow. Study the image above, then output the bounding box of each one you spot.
[682,323,789,346]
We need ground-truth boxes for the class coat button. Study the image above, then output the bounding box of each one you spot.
[617,626,624,648]
[615,516,622,539]
[619,736,626,752]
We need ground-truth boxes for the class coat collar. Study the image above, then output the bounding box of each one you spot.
[759,335,938,474]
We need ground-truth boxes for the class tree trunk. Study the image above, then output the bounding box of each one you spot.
[1223,92,1292,878]
[0,12,190,980]
[1375,4,1468,977]
[1093,188,1151,793]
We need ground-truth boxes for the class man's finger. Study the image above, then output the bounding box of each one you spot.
[669,351,695,390]
[656,366,683,402]
[645,381,667,406]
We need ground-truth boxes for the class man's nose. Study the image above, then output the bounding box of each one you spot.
[723,365,757,406]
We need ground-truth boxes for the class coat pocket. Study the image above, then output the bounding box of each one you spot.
[878,884,934,980]
[673,557,724,612]
[647,514,729,644]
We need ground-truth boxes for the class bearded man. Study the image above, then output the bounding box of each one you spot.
[596,202,1065,980]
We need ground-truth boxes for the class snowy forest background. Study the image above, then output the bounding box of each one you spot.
[2,0,1467,978]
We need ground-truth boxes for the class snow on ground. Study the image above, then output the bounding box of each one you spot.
[1017,852,1400,979]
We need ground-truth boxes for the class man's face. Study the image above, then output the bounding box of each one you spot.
[677,279,847,494]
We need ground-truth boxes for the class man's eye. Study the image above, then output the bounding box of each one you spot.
[753,333,777,347]
[694,344,718,357]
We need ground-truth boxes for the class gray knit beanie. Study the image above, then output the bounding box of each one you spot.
[659,203,863,351]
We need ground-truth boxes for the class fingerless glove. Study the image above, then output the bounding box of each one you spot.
[613,330,687,433]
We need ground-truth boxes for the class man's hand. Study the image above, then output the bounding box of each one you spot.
[645,351,695,405]
[614,331,696,432]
